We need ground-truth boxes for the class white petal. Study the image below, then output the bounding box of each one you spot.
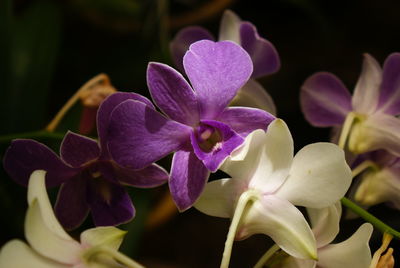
[317,223,373,268]
[236,195,317,260]
[249,119,293,193]
[25,199,82,264]
[218,10,241,43]
[194,178,244,218]
[276,142,352,208]
[352,54,382,114]
[307,202,342,247]
[230,79,277,115]
[0,240,68,268]
[27,170,72,241]
[80,227,126,250]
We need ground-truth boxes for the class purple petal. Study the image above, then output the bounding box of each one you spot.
[97,92,155,151]
[108,100,192,169]
[86,179,135,226]
[378,53,400,115]
[300,72,352,127]
[190,120,244,172]
[3,139,78,187]
[100,161,169,188]
[217,107,275,137]
[170,26,214,73]
[169,147,210,211]
[239,22,280,78]
[60,131,100,167]
[55,175,89,230]
[147,62,200,126]
[183,40,253,119]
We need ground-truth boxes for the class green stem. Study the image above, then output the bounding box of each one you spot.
[0,130,66,143]
[341,197,400,239]
[220,190,259,268]
[253,244,280,268]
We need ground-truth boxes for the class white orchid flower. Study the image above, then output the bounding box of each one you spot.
[0,170,144,268]
[195,119,352,267]
[274,202,373,268]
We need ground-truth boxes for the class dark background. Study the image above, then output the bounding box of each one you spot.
[0,0,399,267]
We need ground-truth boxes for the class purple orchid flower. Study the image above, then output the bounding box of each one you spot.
[301,53,400,156]
[170,10,280,114]
[108,40,275,211]
[3,92,168,230]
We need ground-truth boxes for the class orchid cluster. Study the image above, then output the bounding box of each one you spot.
[1,9,399,268]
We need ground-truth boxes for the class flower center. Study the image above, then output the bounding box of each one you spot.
[196,124,223,152]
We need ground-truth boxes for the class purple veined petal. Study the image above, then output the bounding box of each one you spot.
[108,100,192,169]
[101,161,169,188]
[3,139,78,187]
[300,72,352,127]
[147,62,200,126]
[183,40,253,119]
[217,106,275,137]
[170,26,215,73]
[317,223,373,268]
[348,113,400,156]
[190,119,244,172]
[230,79,277,115]
[218,9,241,43]
[54,174,90,230]
[60,131,100,168]
[352,54,382,114]
[169,146,210,211]
[377,53,400,115]
[236,195,317,260]
[86,179,135,226]
[240,22,280,78]
[97,92,155,152]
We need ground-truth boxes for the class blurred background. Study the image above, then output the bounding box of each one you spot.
[0,0,400,267]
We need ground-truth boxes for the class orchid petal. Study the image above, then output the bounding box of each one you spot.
[80,226,126,250]
[55,176,90,230]
[217,106,275,137]
[147,62,200,125]
[108,100,191,169]
[25,199,82,264]
[248,119,293,193]
[240,22,280,77]
[280,256,316,268]
[170,26,214,73]
[194,178,245,218]
[169,147,210,211]
[27,170,72,240]
[378,53,400,115]
[230,79,277,115]
[317,223,373,268]
[183,40,253,119]
[218,9,241,43]
[3,139,77,187]
[307,202,342,247]
[300,72,352,126]
[276,143,351,208]
[348,113,400,156]
[109,163,169,188]
[97,92,154,151]
[352,54,382,114]
[237,195,317,260]
[60,131,99,168]
[190,120,244,172]
[0,240,68,268]
[86,180,134,226]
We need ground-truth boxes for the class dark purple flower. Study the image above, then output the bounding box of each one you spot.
[3,92,169,230]
[170,10,280,114]
[301,53,400,156]
[108,40,275,211]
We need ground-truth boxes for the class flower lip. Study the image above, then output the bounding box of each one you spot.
[195,123,223,153]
